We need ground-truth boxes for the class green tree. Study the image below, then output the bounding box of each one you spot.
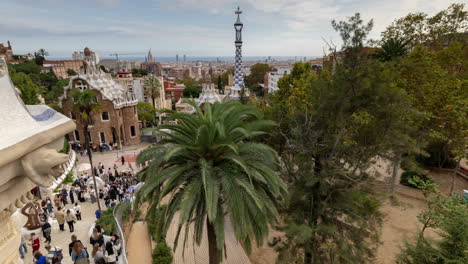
[70,88,102,212]
[182,85,202,98]
[67,69,77,76]
[396,178,468,263]
[152,241,173,264]
[267,14,416,264]
[70,89,100,148]
[137,102,156,127]
[245,63,274,95]
[217,75,223,94]
[144,76,162,108]
[137,100,287,264]
[381,3,468,49]
[373,37,409,61]
[44,78,69,104]
[396,44,467,171]
[33,48,49,66]
[9,61,41,74]
[8,68,41,104]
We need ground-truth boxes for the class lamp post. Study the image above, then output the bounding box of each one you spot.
[87,144,102,213]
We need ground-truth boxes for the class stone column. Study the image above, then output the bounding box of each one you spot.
[0,211,22,264]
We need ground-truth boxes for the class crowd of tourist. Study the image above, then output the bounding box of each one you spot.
[24,158,139,264]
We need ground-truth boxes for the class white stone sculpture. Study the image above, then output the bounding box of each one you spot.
[0,58,75,264]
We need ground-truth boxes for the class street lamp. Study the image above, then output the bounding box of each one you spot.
[87,146,102,213]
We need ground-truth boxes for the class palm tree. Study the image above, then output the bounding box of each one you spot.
[70,88,101,212]
[144,75,162,124]
[137,100,287,264]
[374,37,409,61]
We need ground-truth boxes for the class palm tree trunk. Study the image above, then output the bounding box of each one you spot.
[207,220,219,264]
[449,158,461,195]
[390,153,402,194]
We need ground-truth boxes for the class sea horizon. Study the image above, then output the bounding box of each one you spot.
[46,55,319,63]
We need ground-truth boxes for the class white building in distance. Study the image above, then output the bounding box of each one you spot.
[267,67,291,94]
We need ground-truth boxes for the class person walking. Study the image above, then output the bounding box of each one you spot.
[46,198,53,216]
[121,156,125,165]
[19,233,28,259]
[64,209,77,232]
[55,207,65,231]
[41,220,52,244]
[71,241,88,264]
[74,203,82,220]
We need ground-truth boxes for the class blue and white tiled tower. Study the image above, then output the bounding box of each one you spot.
[230,6,245,98]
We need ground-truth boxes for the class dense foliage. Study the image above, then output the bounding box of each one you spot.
[182,85,202,98]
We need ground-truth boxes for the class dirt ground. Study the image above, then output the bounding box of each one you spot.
[126,203,153,264]
[248,170,468,264]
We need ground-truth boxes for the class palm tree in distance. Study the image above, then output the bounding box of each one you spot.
[374,37,409,61]
[70,88,101,212]
[144,75,162,124]
[137,100,287,264]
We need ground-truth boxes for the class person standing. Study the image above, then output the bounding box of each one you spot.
[121,156,125,165]
[71,241,88,264]
[69,188,75,204]
[55,207,65,231]
[41,220,52,244]
[30,233,40,253]
[92,243,106,264]
[33,251,47,264]
[68,235,81,257]
[74,202,82,220]
[46,198,53,216]
[65,209,77,232]
[60,188,68,205]
[104,241,117,264]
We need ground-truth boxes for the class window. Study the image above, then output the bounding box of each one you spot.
[130,126,136,137]
[128,86,133,93]
[101,112,110,121]
[99,132,106,143]
[75,80,88,91]
[74,130,80,141]
[144,96,148,102]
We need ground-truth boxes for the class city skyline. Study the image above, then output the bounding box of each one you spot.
[1,0,451,57]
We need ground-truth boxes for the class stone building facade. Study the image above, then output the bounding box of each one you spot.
[60,48,140,147]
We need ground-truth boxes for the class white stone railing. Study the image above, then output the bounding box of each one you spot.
[42,145,77,196]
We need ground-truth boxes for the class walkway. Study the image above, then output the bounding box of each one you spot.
[126,203,152,264]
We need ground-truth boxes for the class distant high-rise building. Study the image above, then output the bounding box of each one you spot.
[145,49,155,63]
[183,54,186,62]
[176,54,179,62]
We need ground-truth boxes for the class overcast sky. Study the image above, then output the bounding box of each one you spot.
[0,0,453,58]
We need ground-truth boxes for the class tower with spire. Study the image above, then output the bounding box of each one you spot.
[228,6,246,99]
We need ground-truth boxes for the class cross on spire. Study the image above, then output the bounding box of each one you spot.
[235,6,242,23]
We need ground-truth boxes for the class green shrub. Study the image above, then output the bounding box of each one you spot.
[117,202,132,223]
[59,138,69,154]
[400,171,433,188]
[152,241,173,264]
[63,172,74,184]
[96,209,116,235]
[146,204,168,241]
[133,209,142,223]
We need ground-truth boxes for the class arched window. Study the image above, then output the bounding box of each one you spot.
[74,79,88,91]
